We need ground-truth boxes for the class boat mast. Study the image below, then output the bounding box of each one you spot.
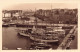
[51,3,53,37]
[51,4,52,27]
[35,8,37,32]
[50,3,54,28]
[33,8,37,33]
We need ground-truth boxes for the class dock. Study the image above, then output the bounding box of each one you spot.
[57,25,77,49]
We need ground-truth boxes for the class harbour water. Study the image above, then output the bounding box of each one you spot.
[2,27,33,50]
[2,27,67,50]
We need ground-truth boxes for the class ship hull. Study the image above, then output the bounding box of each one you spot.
[18,32,59,43]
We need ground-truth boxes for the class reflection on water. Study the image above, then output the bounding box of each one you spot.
[2,27,32,50]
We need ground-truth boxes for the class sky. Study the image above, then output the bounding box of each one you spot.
[3,3,77,11]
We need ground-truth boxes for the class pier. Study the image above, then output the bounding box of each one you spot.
[57,25,77,49]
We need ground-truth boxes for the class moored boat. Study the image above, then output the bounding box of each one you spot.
[17,9,65,43]
[29,42,51,50]
[2,23,9,27]
[17,28,60,43]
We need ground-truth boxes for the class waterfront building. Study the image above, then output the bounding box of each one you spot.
[2,10,22,18]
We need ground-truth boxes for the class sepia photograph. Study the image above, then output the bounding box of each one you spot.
[2,3,78,50]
